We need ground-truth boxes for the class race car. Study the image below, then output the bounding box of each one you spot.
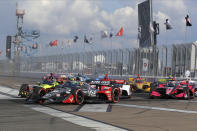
[100,74,132,97]
[38,80,120,104]
[23,79,60,103]
[19,74,61,98]
[128,74,152,92]
[18,80,59,98]
[150,81,175,99]
[150,80,195,99]
[74,74,90,82]
[41,81,85,104]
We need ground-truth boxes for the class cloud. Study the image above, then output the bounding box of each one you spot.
[20,0,105,35]
[159,0,187,14]
[20,0,138,37]
[13,0,192,55]
[18,0,139,53]
[154,11,171,31]
[101,6,138,35]
[154,0,187,32]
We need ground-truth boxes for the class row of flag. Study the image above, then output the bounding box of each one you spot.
[164,14,192,30]
[138,14,192,38]
[47,14,192,48]
[48,27,124,47]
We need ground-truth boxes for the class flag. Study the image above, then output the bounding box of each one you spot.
[109,32,113,38]
[101,31,108,39]
[116,27,123,36]
[185,14,192,26]
[49,40,58,46]
[84,34,94,44]
[149,22,154,33]
[84,35,89,43]
[73,36,79,43]
[164,19,172,30]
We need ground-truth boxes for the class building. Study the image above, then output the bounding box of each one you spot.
[172,42,197,77]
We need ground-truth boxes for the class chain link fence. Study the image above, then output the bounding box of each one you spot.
[0,43,197,78]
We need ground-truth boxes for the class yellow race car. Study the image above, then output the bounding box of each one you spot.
[18,80,59,98]
[128,75,152,92]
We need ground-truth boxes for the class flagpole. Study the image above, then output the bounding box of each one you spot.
[185,26,187,42]
[84,42,85,52]
[110,37,112,50]
[165,28,168,45]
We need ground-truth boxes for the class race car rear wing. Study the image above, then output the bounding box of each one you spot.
[90,80,111,85]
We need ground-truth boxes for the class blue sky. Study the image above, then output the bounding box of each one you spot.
[0,0,196,58]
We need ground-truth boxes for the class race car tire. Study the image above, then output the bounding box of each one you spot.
[74,88,84,105]
[112,88,120,103]
[38,90,46,104]
[33,87,46,104]
[19,84,29,98]
[149,95,154,99]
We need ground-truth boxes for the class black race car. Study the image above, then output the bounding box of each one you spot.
[29,80,120,104]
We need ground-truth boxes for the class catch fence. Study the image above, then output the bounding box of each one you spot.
[0,43,196,79]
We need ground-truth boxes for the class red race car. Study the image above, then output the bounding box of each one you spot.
[99,74,132,98]
[150,80,195,99]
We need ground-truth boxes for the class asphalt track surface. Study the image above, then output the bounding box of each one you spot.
[1,76,197,131]
[0,97,95,131]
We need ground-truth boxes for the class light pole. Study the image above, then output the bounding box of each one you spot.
[192,43,197,78]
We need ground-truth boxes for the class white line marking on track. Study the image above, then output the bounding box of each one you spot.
[0,86,19,97]
[79,104,109,112]
[0,94,14,99]
[173,100,197,103]
[114,103,197,114]
[24,105,126,131]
